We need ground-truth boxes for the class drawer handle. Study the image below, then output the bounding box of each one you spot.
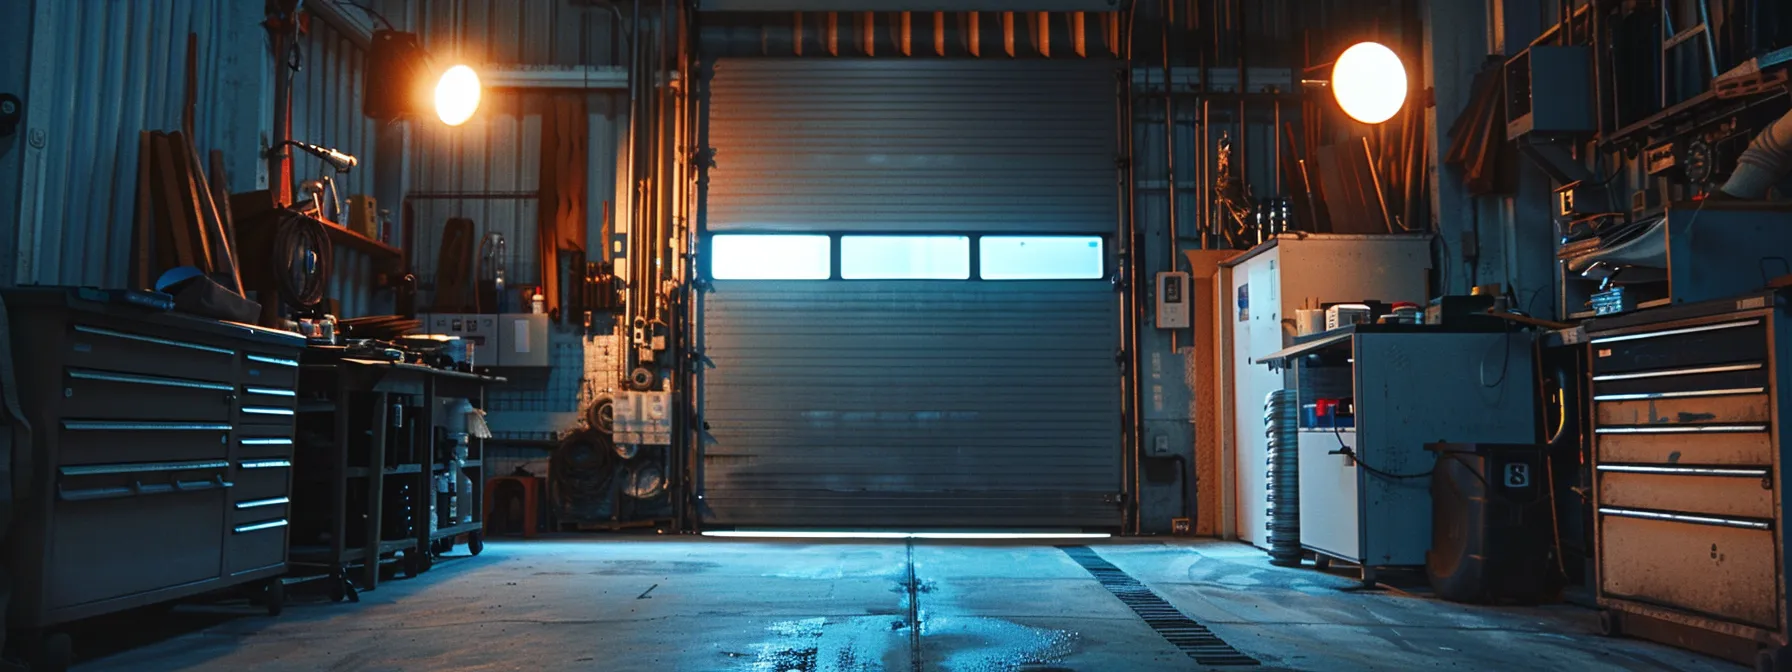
[235,496,290,510]
[73,325,235,356]
[1595,424,1767,435]
[242,407,295,417]
[57,474,232,501]
[241,437,293,446]
[1590,319,1762,345]
[241,459,291,469]
[68,369,233,392]
[62,421,232,432]
[244,386,297,398]
[1597,464,1771,477]
[1599,506,1771,530]
[247,354,299,368]
[1594,387,1767,402]
[1593,362,1762,382]
[234,519,289,534]
[60,459,230,477]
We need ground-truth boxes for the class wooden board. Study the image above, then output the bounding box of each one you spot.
[1185,249,1240,536]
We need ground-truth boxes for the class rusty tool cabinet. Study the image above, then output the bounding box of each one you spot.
[1585,292,1791,669]
[2,288,303,662]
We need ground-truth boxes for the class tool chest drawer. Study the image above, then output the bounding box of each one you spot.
[1590,318,1768,375]
[1595,393,1772,427]
[1597,467,1775,519]
[64,322,238,382]
[233,459,293,500]
[226,521,288,576]
[235,430,296,460]
[1592,364,1771,399]
[61,368,234,422]
[1596,429,1775,466]
[46,491,227,610]
[56,421,232,467]
[1598,513,1779,629]
[242,351,300,389]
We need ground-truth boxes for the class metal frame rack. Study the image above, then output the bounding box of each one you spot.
[291,350,497,600]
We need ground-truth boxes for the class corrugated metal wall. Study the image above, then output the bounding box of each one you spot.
[291,18,384,318]
[291,20,377,208]
[699,58,1126,528]
[404,0,631,456]
[6,0,243,288]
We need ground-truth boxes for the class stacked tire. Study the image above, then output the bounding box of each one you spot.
[1264,389,1302,567]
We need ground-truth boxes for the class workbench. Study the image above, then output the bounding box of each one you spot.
[291,351,499,600]
[1261,324,1537,584]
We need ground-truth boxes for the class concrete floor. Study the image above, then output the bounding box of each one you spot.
[71,537,1739,671]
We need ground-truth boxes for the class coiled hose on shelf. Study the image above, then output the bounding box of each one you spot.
[273,209,333,309]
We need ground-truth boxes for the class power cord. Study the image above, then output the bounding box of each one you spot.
[1329,430,1434,480]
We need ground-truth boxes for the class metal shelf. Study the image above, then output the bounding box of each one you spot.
[430,521,483,540]
[344,464,424,478]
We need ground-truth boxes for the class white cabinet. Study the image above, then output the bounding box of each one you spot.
[1217,234,1431,548]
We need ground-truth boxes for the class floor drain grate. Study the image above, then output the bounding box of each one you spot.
[1059,546,1259,666]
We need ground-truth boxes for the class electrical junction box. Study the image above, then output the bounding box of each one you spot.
[1155,272,1191,328]
[421,313,498,368]
[497,313,550,367]
[614,391,671,446]
[346,194,378,239]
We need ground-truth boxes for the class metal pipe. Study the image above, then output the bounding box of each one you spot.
[1124,7,1144,537]
[1235,0,1247,216]
[1162,0,1179,267]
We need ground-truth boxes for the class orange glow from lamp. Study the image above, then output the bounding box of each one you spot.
[1330,41,1408,125]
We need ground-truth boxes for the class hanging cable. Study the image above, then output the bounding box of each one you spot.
[273,209,334,310]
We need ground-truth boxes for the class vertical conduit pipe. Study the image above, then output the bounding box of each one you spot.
[1163,0,1179,266]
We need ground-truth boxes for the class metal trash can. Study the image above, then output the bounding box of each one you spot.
[1425,442,1560,604]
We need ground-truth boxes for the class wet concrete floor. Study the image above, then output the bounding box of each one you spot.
[72,537,1741,671]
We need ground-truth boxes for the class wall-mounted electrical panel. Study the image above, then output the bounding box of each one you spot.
[420,313,549,368]
[1155,272,1191,329]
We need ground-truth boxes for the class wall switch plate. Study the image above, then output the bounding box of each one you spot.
[1154,272,1190,329]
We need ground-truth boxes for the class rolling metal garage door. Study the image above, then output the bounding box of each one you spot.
[698,59,1124,528]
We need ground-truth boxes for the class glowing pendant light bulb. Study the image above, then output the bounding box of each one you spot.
[1331,42,1407,125]
[435,64,482,126]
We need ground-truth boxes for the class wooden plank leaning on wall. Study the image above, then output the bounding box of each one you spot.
[1185,249,1239,537]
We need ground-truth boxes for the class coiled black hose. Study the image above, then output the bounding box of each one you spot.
[549,430,618,524]
[273,209,333,309]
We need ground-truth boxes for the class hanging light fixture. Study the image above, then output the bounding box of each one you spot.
[434,64,482,126]
[1330,41,1408,125]
[364,30,482,126]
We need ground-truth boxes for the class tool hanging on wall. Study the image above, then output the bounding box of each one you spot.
[432,219,477,313]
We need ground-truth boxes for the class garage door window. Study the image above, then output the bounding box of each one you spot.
[979,236,1105,280]
[711,235,831,279]
[841,236,970,280]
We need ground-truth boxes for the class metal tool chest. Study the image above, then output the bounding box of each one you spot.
[1585,292,1790,668]
[2,289,304,635]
